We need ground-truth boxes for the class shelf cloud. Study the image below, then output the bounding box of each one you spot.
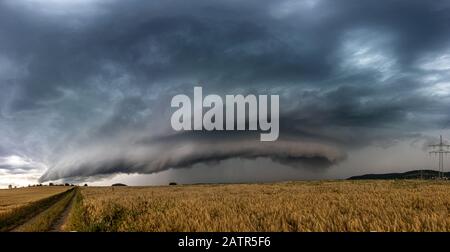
[39,137,346,182]
[1,0,450,184]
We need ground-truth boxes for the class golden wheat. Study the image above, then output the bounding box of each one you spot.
[0,187,71,214]
[13,188,76,232]
[0,187,74,231]
[66,180,450,232]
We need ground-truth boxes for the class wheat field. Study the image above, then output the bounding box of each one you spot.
[64,180,450,232]
[0,187,70,214]
[0,187,74,231]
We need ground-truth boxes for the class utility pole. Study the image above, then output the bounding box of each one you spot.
[429,135,450,179]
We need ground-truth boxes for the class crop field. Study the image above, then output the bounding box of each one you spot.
[1,180,450,232]
[64,180,450,232]
[0,187,71,214]
[0,187,74,231]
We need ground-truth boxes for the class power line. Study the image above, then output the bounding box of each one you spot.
[429,135,450,179]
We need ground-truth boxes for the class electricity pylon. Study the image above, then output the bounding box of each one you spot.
[429,135,450,179]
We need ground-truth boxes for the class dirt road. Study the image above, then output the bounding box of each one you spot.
[10,188,77,232]
[49,192,76,231]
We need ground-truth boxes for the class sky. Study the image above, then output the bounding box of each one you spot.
[1,0,450,187]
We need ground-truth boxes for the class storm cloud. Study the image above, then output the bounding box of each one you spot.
[1,0,450,184]
[39,137,345,182]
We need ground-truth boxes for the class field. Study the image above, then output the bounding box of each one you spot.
[0,187,74,231]
[0,187,71,214]
[65,180,450,232]
[2,180,450,232]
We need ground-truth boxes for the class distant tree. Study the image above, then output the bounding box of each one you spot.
[84,184,88,187]
[8,184,12,189]
[169,182,177,186]
[49,183,54,186]
[64,183,70,186]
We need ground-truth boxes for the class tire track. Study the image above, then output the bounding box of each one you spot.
[11,188,76,232]
[49,191,76,232]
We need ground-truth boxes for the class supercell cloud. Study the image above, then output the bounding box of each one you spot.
[1,0,450,185]
[39,137,346,182]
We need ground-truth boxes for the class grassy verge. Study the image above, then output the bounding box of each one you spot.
[63,188,88,231]
[14,188,76,232]
[0,188,74,232]
[64,189,131,232]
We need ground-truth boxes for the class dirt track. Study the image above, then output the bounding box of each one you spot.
[49,192,76,231]
[10,188,76,232]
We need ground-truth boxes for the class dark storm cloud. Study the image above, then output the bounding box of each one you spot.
[0,164,33,174]
[279,81,450,147]
[39,137,345,182]
[0,0,450,181]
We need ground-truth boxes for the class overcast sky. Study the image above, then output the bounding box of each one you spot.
[1,0,450,187]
